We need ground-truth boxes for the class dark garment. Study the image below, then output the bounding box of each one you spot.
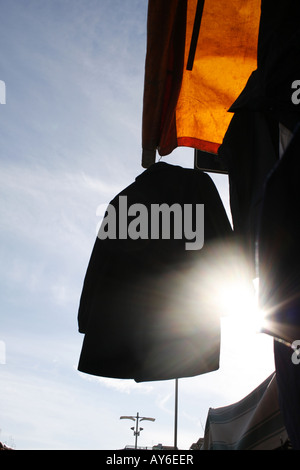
[229,0,300,133]
[218,110,279,274]
[259,126,300,344]
[219,0,300,270]
[77,162,232,382]
[259,127,300,449]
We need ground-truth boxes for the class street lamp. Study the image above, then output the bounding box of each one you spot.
[120,412,155,449]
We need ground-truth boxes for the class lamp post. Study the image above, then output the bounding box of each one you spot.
[120,412,155,449]
[174,378,178,449]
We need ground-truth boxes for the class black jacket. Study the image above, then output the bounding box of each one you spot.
[77,162,232,382]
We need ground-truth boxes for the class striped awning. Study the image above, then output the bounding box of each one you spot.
[202,373,289,450]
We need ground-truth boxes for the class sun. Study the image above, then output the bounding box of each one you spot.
[218,276,266,335]
[192,239,267,338]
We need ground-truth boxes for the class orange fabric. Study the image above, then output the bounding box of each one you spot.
[176,0,261,155]
[142,0,261,167]
[142,0,187,167]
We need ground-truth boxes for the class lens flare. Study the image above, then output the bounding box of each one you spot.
[190,239,267,336]
[218,276,265,334]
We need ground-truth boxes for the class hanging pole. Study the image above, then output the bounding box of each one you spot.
[186,0,205,71]
[174,378,178,449]
[135,412,139,449]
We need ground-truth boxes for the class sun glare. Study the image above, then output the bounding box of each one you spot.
[218,276,265,334]
[194,240,267,337]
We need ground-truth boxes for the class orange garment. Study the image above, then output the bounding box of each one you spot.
[142,0,261,167]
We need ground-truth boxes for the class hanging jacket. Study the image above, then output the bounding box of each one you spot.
[218,0,300,273]
[259,126,300,345]
[77,162,232,382]
[219,110,279,275]
[258,126,300,450]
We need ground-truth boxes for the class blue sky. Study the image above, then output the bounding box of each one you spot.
[0,0,275,450]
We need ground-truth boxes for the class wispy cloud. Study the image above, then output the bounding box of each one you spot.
[78,372,154,395]
[0,163,118,252]
[156,392,173,414]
